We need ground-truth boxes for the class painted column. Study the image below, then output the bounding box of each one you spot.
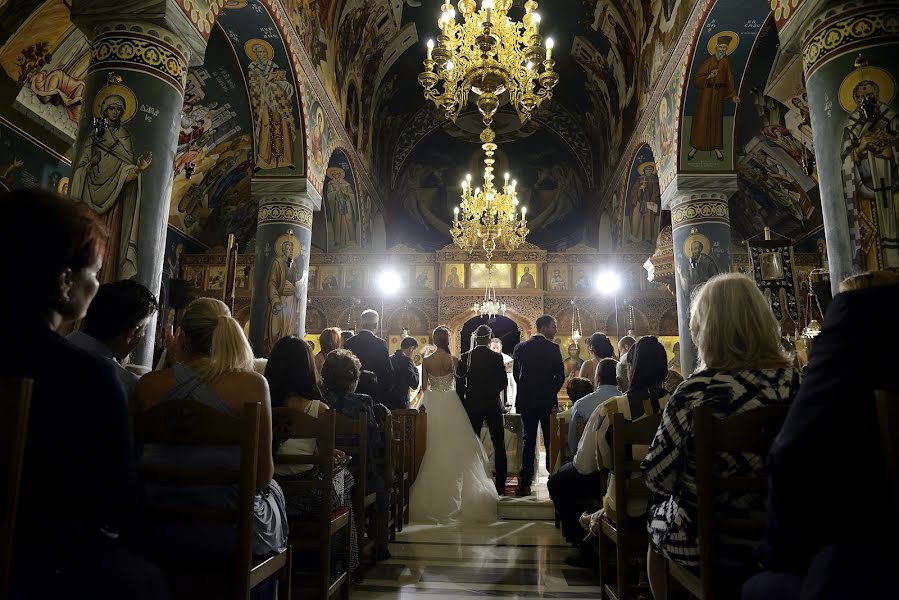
[663,174,737,375]
[69,2,209,366]
[249,178,322,357]
[801,2,899,291]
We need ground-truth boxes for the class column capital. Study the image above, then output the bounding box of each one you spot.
[70,0,210,66]
[251,177,323,211]
[661,173,738,210]
[801,1,899,77]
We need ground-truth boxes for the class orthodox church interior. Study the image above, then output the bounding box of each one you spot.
[2,0,898,598]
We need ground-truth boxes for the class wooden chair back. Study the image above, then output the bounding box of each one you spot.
[691,404,788,599]
[610,411,662,531]
[575,415,587,444]
[135,399,261,599]
[875,391,899,556]
[391,408,419,528]
[0,379,33,595]
[334,410,369,554]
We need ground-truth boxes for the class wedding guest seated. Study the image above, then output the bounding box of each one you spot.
[743,273,899,600]
[356,369,380,400]
[617,335,636,361]
[315,327,341,374]
[264,336,358,574]
[3,189,164,599]
[578,332,615,387]
[321,349,390,560]
[135,298,287,560]
[641,274,800,599]
[340,330,354,347]
[567,362,618,454]
[560,376,593,423]
[595,336,670,524]
[384,336,420,409]
[616,356,630,393]
[67,280,158,400]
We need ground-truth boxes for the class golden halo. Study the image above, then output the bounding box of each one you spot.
[245,38,274,60]
[838,64,896,113]
[683,231,712,257]
[637,161,657,175]
[224,0,247,8]
[326,166,346,180]
[274,229,301,260]
[707,31,739,56]
[92,83,137,122]
[56,177,70,194]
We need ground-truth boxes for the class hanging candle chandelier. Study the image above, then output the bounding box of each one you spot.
[473,270,507,319]
[570,299,582,345]
[418,0,559,126]
[451,126,529,263]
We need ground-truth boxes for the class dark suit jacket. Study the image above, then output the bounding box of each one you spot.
[383,350,420,409]
[343,329,394,399]
[456,345,507,416]
[762,284,899,573]
[512,334,565,413]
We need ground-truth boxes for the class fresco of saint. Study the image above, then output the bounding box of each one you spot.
[325,165,357,247]
[71,74,151,282]
[246,39,296,171]
[264,231,304,353]
[629,162,661,243]
[688,33,741,161]
[839,59,899,269]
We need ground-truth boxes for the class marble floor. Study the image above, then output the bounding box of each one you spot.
[352,476,601,598]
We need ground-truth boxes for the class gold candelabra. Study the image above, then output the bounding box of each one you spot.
[418,0,559,126]
[450,126,528,263]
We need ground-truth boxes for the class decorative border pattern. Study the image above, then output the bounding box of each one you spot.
[770,0,805,29]
[177,0,226,37]
[258,202,314,230]
[803,6,899,75]
[90,31,188,93]
[671,199,730,228]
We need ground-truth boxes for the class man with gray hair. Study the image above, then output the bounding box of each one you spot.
[616,355,630,393]
[344,309,394,403]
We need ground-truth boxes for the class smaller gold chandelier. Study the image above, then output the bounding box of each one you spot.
[473,273,507,319]
[418,0,559,126]
[451,127,528,263]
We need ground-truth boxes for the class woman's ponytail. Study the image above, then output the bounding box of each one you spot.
[181,297,254,382]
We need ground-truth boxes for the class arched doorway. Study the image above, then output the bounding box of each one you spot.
[459,315,521,356]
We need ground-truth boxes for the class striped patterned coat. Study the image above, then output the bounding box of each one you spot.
[641,368,801,566]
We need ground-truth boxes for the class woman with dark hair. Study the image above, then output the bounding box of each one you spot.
[1,189,164,598]
[321,349,391,560]
[579,332,615,387]
[581,336,671,534]
[265,336,358,573]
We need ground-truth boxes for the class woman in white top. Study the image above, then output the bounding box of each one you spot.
[409,327,499,523]
[264,335,358,572]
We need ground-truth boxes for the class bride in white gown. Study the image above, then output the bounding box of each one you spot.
[409,327,498,523]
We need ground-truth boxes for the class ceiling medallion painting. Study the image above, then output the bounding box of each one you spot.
[418,0,559,126]
[450,126,529,263]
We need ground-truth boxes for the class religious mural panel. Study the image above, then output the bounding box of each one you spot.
[414,266,435,291]
[169,27,255,248]
[516,264,538,289]
[343,266,367,290]
[572,267,593,293]
[218,0,304,177]
[319,265,340,290]
[623,144,662,249]
[303,82,331,186]
[323,148,361,250]
[681,1,770,170]
[471,264,512,290]
[731,19,822,248]
[0,119,69,192]
[546,264,569,292]
[443,263,464,289]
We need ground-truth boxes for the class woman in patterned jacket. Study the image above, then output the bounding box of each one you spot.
[641,273,801,598]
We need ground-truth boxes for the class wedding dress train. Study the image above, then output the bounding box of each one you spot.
[409,374,498,523]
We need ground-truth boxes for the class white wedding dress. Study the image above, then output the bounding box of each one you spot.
[409,374,499,523]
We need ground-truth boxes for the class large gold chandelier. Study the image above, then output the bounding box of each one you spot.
[418,0,559,126]
[451,127,528,262]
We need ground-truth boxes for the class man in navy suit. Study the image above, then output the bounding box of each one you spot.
[512,314,565,496]
[343,309,394,405]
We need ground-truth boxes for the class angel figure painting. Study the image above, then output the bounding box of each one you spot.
[246,39,296,171]
[71,73,152,282]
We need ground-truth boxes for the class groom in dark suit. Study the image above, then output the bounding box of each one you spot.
[512,314,565,497]
[456,324,509,495]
